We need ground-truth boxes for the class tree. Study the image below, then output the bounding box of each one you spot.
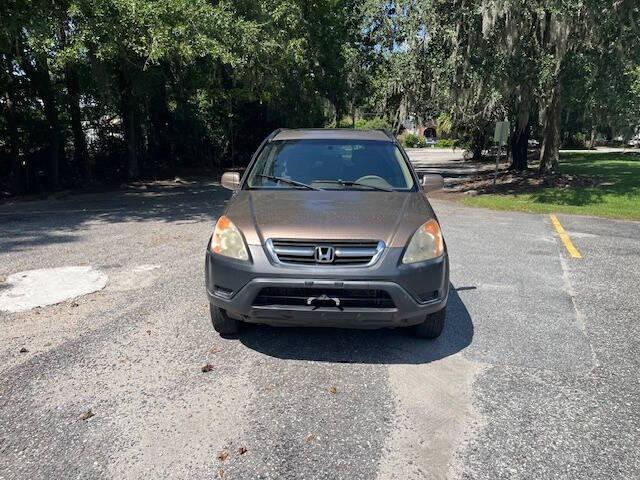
[1,0,639,194]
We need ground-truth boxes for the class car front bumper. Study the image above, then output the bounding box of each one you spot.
[205,244,449,328]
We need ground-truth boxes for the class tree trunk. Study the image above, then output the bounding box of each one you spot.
[589,127,596,149]
[538,11,570,175]
[4,92,22,193]
[351,93,356,128]
[66,64,90,182]
[392,107,402,134]
[1,54,22,193]
[228,97,235,168]
[19,48,65,189]
[509,87,531,172]
[510,123,530,171]
[119,64,139,180]
[472,129,484,161]
[38,63,64,190]
[149,74,173,175]
[538,81,562,175]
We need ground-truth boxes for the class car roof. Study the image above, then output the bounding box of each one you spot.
[270,128,395,142]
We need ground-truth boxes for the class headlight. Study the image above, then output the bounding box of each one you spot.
[402,219,444,264]
[210,215,249,261]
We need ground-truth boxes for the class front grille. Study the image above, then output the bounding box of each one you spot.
[268,239,383,266]
[253,287,395,309]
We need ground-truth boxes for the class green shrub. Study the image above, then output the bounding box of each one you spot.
[436,113,452,138]
[330,117,392,130]
[356,117,392,130]
[400,133,428,148]
[330,118,351,128]
[436,138,458,148]
[561,132,589,149]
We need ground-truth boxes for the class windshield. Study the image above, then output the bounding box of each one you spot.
[245,139,415,191]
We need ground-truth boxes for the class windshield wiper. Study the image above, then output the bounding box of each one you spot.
[314,179,393,192]
[255,174,320,191]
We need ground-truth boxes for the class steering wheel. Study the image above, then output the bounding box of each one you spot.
[355,175,393,189]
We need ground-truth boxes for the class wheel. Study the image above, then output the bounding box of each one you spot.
[210,304,240,336]
[413,308,446,339]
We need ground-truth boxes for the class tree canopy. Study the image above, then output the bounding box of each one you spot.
[1,0,639,193]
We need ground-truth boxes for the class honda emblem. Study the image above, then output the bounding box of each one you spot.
[315,246,335,263]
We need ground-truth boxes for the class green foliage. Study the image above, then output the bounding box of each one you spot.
[436,138,457,148]
[435,113,452,138]
[399,133,427,148]
[463,153,640,220]
[0,0,365,192]
[1,0,639,193]
[331,116,392,130]
[561,133,589,150]
[359,0,640,170]
[355,117,392,130]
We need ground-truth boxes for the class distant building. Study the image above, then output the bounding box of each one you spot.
[400,115,437,139]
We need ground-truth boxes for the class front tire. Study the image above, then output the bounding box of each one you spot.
[413,308,446,339]
[210,305,240,336]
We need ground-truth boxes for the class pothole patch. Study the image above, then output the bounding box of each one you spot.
[0,266,108,313]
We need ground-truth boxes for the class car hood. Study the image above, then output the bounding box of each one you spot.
[225,190,436,248]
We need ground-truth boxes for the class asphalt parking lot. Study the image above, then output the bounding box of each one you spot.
[1,179,639,479]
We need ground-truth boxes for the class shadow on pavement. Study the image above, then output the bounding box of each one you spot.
[238,286,473,365]
[0,180,228,254]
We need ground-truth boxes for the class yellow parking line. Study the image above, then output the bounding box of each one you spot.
[550,214,582,259]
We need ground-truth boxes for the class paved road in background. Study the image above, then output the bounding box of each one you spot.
[405,146,640,179]
[1,180,638,479]
[404,147,465,165]
[404,148,496,184]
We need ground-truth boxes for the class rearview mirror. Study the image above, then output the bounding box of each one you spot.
[221,171,240,190]
[421,174,444,193]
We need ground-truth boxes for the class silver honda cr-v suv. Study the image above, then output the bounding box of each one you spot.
[205,129,448,338]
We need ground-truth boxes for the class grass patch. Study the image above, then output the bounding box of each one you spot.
[462,152,640,220]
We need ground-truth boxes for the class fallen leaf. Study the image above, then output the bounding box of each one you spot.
[217,467,225,478]
[19,347,29,353]
[328,386,338,394]
[238,445,248,455]
[79,409,95,421]
[305,432,317,443]
[217,450,229,461]
[201,364,214,373]
[209,346,222,354]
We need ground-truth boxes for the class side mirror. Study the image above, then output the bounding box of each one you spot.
[421,174,444,193]
[221,171,240,190]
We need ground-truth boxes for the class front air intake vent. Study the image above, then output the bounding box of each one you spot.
[253,287,395,309]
